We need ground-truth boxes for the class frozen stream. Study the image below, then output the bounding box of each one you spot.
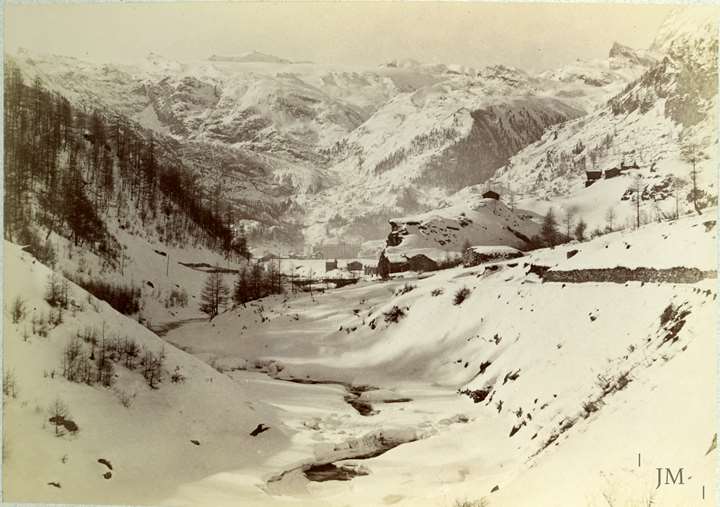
[158,319,475,504]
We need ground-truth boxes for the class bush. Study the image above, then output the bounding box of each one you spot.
[32,313,49,338]
[395,283,416,296]
[141,347,165,389]
[660,304,676,326]
[45,274,69,308]
[3,370,18,399]
[170,365,186,384]
[383,305,406,323]
[114,388,135,408]
[64,330,143,386]
[582,400,600,416]
[48,398,77,436]
[65,274,140,315]
[11,296,25,323]
[453,287,472,305]
[165,287,188,308]
[431,288,444,297]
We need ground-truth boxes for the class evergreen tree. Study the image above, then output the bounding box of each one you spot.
[233,267,250,305]
[199,270,229,319]
[540,209,559,247]
[574,218,587,241]
[250,263,264,299]
[378,251,391,279]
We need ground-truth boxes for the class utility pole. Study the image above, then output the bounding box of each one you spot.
[691,155,702,215]
[634,175,642,230]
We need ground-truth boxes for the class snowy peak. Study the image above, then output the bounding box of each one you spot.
[650,6,720,55]
[208,51,293,64]
[380,58,423,69]
[609,7,718,128]
[608,41,657,67]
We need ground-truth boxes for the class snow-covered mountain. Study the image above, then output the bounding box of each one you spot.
[489,7,718,232]
[208,51,292,64]
[8,33,655,254]
[5,7,718,506]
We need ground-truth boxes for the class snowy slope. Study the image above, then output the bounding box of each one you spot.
[489,6,718,234]
[152,210,716,507]
[2,242,288,505]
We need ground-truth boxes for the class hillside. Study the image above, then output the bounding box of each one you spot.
[384,194,541,259]
[3,61,251,325]
[489,7,718,232]
[2,242,288,505]
[153,211,716,507]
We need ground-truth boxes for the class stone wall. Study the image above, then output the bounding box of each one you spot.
[543,266,717,284]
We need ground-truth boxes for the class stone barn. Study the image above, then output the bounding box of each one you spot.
[405,254,438,272]
[346,260,363,272]
[604,167,620,179]
[585,170,602,187]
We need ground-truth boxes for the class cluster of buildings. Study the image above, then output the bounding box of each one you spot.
[324,259,378,276]
[585,161,639,187]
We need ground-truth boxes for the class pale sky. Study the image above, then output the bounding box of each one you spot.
[3,2,702,71]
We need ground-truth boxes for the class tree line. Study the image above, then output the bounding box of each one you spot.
[4,59,249,266]
[199,262,284,319]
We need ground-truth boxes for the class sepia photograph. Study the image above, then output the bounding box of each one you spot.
[2,2,718,506]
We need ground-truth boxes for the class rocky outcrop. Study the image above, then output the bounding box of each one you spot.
[419,99,583,190]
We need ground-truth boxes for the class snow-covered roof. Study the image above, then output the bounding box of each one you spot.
[468,245,522,256]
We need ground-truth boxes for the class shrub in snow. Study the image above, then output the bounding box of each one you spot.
[395,283,416,296]
[165,287,189,308]
[11,296,25,324]
[431,288,444,297]
[62,337,85,382]
[45,274,71,309]
[660,303,677,326]
[383,305,406,323]
[170,366,186,384]
[62,419,79,433]
[32,313,49,338]
[64,273,140,315]
[582,400,600,417]
[114,388,135,408]
[141,346,165,389]
[453,287,472,305]
[3,370,18,399]
[48,398,77,436]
